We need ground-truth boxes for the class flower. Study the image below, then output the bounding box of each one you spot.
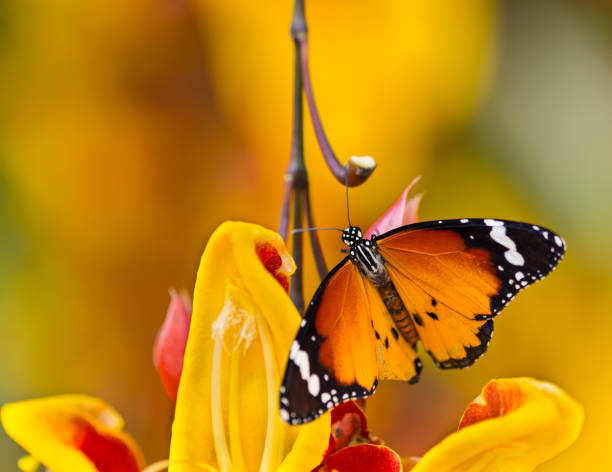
[408,378,584,472]
[167,221,325,472]
[314,401,402,472]
[1,395,145,472]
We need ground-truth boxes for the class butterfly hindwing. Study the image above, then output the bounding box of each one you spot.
[359,271,422,382]
[376,218,565,368]
[280,258,379,425]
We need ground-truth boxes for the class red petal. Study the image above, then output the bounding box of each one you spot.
[75,418,142,472]
[330,401,370,439]
[458,380,526,430]
[255,242,290,292]
[153,289,192,403]
[364,176,422,239]
[320,444,402,472]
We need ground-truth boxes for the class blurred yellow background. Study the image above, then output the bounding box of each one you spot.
[1,0,610,470]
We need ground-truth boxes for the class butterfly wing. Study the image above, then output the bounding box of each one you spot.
[359,270,422,383]
[376,218,565,369]
[280,257,421,424]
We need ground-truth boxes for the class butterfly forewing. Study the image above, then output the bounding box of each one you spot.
[376,218,565,368]
[280,259,379,425]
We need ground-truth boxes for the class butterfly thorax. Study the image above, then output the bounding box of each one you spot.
[343,226,389,287]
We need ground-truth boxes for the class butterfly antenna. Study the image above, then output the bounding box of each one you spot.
[292,227,343,234]
[345,165,352,227]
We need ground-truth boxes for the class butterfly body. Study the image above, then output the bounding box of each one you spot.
[281,218,565,425]
[344,226,420,349]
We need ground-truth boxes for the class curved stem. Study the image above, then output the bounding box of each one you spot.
[298,16,376,187]
[299,36,346,185]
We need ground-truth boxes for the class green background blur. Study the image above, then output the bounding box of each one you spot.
[1,0,611,470]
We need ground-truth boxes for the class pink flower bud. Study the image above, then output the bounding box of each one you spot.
[364,176,422,239]
[153,289,192,403]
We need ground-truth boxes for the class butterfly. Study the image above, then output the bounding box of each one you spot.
[279,218,565,425]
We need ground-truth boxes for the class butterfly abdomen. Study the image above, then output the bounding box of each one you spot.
[348,237,420,348]
[378,283,419,347]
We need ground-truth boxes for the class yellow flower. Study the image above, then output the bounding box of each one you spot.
[407,378,584,472]
[167,221,329,472]
[1,395,145,472]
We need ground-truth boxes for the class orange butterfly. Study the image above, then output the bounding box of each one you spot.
[280,218,565,425]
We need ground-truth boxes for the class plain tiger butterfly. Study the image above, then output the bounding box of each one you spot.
[279,217,565,425]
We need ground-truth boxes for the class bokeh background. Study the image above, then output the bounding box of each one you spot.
[1,0,611,470]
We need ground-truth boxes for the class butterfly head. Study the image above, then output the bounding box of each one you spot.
[342,226,363,247]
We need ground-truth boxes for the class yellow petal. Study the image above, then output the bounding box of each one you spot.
[17,455,40,472]
[170,222,301,472]
[277,413,331,472]
[1,395,145,472]
[412,378,583,472]
[231,223,298,368]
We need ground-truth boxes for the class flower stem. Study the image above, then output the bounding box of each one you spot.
[281,0,329,313]
[297,15,376,186]
[298,34,344,184]
[287,28,307,313]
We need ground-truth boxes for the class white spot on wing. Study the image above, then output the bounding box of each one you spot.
[554,235,564,247]
[290,341,311,381]
[460,219,469,223]
[289,340,323,399]
[280,409,289,422]
[515,271,524,281]
[490,226,525,266]
[484,219,504,227]
[308,375,320,396]
[321,392,331,403]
